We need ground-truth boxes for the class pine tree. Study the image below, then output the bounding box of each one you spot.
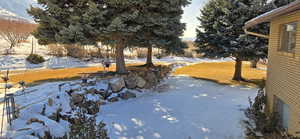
[269,0,295,8]
[195,0,270,81]
[131,0,190,67]
[29,0,190,73]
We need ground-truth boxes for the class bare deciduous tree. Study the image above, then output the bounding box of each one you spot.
[0,19,36,54]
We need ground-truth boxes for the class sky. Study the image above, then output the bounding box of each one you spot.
[182,0,208,40]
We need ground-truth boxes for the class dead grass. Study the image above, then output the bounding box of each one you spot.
[0,63,168,86]
[173,62,267,87]
[0,65,115,85]
[0,61,265,87]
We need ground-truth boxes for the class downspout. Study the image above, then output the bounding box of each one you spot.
[244,28,269,39]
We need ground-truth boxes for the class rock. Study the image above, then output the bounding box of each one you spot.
[143,71,159,89]
[97,100,107,105]
[119,91,137,100]
[71,94,84,104]
[109,77,125,93]
[136,76,146,88]
[103,92,112,100]
[108,97,119,102]
[95,89,106,95]
[96,89,112,100]
[66,89,75,96]
[26,118,45,125]
[124,73,138,89]
[85,88,97,94]
[155,84,170,93]
[88,81,96,86]
[48,108,62,122]
[48,98,53,106]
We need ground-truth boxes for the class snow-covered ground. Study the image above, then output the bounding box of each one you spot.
[2,75,257,139]
[98,76,257,139]
[1,39,252,139]
[0,54,232,71]
[0,39,232,71]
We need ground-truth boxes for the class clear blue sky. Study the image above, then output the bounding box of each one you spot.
[182,0,208,39]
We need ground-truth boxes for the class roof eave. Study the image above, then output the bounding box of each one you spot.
[244,0,300,29]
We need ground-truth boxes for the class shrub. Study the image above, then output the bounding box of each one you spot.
[183,51,194,58]
[69,108,109,139]
[26,54,45,64]
[154,53,165,59]
[136,48,147,58]
[47,44,65,57]
[63,44,87,59]
[88,49,104,58]
[244,84,300,139]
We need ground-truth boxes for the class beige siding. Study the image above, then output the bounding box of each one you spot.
[266,10,300,136]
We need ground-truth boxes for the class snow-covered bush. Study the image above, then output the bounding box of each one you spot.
[243,85,300,139]
[69,108,109,139]
[26,54,46,64]
[243,87,278,137]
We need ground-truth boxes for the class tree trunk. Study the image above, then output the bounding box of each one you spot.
[115,42,127,74]
[232,58,244,81]
[95,43,102,58]
[146,46,154,67]
[31,38,34,55]
[9,43,14,50]
[250,58,259,69]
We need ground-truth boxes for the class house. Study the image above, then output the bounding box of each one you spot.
[244,0,300,136]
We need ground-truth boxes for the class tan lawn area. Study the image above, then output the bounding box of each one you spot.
[174,62,267,87]
[0,63,145,86]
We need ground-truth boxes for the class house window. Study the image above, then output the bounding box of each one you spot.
[280,22,298,53]
[275,97,290,130]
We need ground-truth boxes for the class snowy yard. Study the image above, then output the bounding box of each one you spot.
[0,42,254,138]
[0,39,231,71]
[0,54,231,71]
[3,75,258,139]
[98,76,257,139]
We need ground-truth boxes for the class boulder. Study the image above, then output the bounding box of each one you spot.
[136,76,146,88]
[26,118,45,125]
[48,98,53,106]
[48,108,62,122]
[109,77,125,93]
[97,100,107,105]
[155,84,170,93]
[124,73,138,89]
[71,94,84,104]
[119,91,137,100]
[143,71,159,89]
[87,81,96,86]
[85,88,98,94]
[108,97,119,103]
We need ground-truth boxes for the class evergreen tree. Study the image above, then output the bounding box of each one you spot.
[29,0,190,73]
[269,0,295,8]
[132,0,190,67]
[159,37,188,56]
[195,0,269,81]
[29,0,146,73]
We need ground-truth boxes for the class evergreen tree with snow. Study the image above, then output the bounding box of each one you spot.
[28,0,144,73]
[28,0,190,73]
[195,0,270,81]
[268,0,295,8]
[130,0,190,67]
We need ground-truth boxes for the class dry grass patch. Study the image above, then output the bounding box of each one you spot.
[174,62,266,87]
[0,63,169,86]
